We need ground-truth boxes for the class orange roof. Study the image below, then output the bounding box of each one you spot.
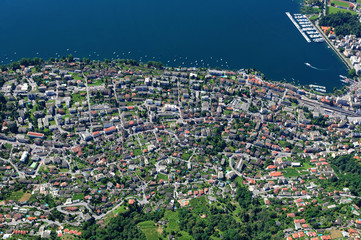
[27,132,44,138]
[267,165,277,169]
[269,171,282,177]
[104,126,116,132]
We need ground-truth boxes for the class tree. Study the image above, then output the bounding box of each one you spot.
[67,55,74,62]
[349,68,356,78]
[83,57,91,64]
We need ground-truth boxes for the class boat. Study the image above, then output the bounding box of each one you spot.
[305,62,311,67]
[309,84,326,89]
[339,75,347,79]
[315,88,326,93]
[313,38,325,43]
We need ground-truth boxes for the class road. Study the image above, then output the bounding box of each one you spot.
[0,146,25,178]
[313,19,352,70]
[83,73,94,132]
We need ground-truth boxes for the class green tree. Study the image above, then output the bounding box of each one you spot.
[349,68,356,78]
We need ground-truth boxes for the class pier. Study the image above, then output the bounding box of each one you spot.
[285,12,311,43]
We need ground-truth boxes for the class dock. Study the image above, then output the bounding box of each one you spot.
[285,12,311,43]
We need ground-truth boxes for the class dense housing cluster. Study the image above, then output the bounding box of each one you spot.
[0,59,361,239]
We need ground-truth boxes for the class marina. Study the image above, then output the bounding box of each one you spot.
[309,84,327,93]
[0,0,349,92]
[285,12,311,43]
[286,12,325,43]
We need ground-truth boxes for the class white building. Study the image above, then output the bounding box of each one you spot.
[20,151,29,163]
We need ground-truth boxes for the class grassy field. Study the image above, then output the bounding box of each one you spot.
[157,174,169,181]
[19,193,32,202]
[283,168,301,177]
[72,193,84,201]
[104,205,128,224]
[159,211,194,240]
[138,221,161,240]
[113,205,128,215]
[71,73,83,80]
[72,92,86,103]
[181,153,191,161]
[89,79,103,86]
[133,148,142,156]
[330,229,342,239]
[330,0,351,8]
[9,190,24,201]
[164,211,180,233]
[327,6,356,14]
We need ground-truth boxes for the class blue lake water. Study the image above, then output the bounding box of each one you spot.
[0,0,348,91]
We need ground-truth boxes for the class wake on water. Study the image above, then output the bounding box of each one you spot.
[304,62,327,71]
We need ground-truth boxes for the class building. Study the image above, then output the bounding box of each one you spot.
[20,151,29,163]
[104,126,117,135]
[27,132,45,139]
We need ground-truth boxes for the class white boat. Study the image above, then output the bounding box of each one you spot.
[313,38,325,43]
[315,88,326,93]
[309,84,326,89]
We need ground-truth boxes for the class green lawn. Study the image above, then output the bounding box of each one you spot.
[9,190,24,201]
[189,196,210,213]
[72,92,87,103]
[4,143,12,150]
[327,6,356,14]
[181,153,191,161]
[72,73,84,80]
[72,193,84,201]
[89,79,103,86]
[112,205,128,216]
[133,148,142,156]
[104,205,128,225]
[157,173,169,181]
[138,221,160,240]
[330,0,351,8]
[164,211,180,232]
[283,168,301,177]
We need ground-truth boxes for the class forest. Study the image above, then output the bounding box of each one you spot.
[319,12,361,37]
[77,185,285,240]
[331,154,361,196]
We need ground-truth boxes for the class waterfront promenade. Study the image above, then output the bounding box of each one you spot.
[310,18,352,70]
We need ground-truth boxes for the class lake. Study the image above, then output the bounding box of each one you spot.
[0,0,348,91]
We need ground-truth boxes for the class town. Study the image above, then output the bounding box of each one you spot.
[0,58,361,239]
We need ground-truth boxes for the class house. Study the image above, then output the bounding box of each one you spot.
[226,171,237,180]
[27,132,44,138]
[104,126,117,134]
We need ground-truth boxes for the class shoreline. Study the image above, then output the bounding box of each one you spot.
[0,56,352,94]
[306,15,352,71]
